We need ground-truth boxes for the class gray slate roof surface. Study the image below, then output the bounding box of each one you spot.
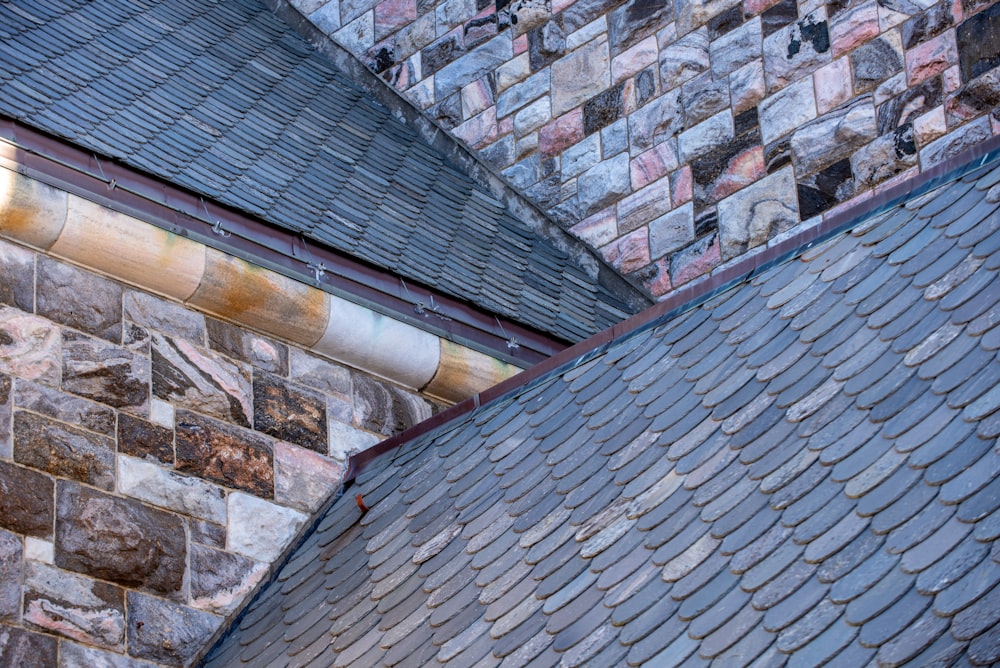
[0,0,638,342]
[202,154,1000,665]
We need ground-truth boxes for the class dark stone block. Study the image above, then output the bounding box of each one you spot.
[708,4,743,39]
[13,411,115,490]
[428,93,462,128]
[55,481,186,596]
[877,78,943,133]
[118,412,174,464]
[421,33,464,76]
[788,14,829,58]
[609,0,674,53]
[765,138,791,172]
[902,3,954,49]
[0,244,34,313]
[850,36,903,93]
[206,318,288,376]
[175,410,273,497]
[62,331,149,411]
[950,68,1000,118]
[957,2,1000,82]
[36,256,122,344]
[190,544,266,615]
[583,82,625,135]
[464,13,499,49]
[189,517,226,548]
[371,46,395,73]
[528,21,565,70]
[0,460,53,538]
[636,67,657,107]
[0,375,10,458]
[691,129,763,208]
[0,626,57,666]
[734,107,760,137]
[253,371,327,453]
[126,591,220,665]
[761,0,798,38]
[695,208,719,237]
[797,158,853,218]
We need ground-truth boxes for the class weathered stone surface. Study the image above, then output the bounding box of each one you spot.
[829,1,878,57]
[675,0,741,35]
[23,536,52,564]
[353,374,433,436]
[335,12,375,53]
[760,0,797,37]
[612,35,658,82]
[678,110,736,163]
[14,379,115,436]
[711,16,762,78]
[901,2,952,50]
[659,27,709,89]
[60,641,157,668]
[681,72,730,127]
[375,0,417,39]
[190,544,267,616]
[496,68,549,117]
[275,441,345,511]
[602,118,630,157]
[583,81,625,134]
[36,256,122,343]
[0,375,10,460]
[649,203,696,258]
[62,331,149,412]
[956,3,1000,82]
[0,239,34,313]
[628,88,684,151]
[124,291,205,346]
[920,115,992,166]
[0,529,20,621]
[227,492,307,562]
[422,29,464,76]
[949,68,1000,121]
[328,420,380,462]
[797,158,855,217]
[729,59,766,115]
[23,562,125,649]
[253,371,328,453]
[117,412,174,464]
[562,133,602,179]
[717,167,799,259]
[189,517,226,549]
[609,0,674,53]
[814,57,853,114]
[118,455,226,524]
[14,411,114,490]
[670,232,721,285]
[759,77,817,143]
[175,410,273,497]
[435,33,512,98]
[618,178,672,233]
[0,307,60,385]
[601,228,651,274]
[630,141,679,189]
[552,36,610,115]
[152,333,251,427]
[691,135,766,207]
[126,591,222,666]
[906,29,957,86]
[528,20,565,70]
[850,32,903,92]
[289,348,351,396]
[851,124,917,189]
[791,95,877,174]
[0,626,57,666]
[578,152,632,216]
[539,108,584,155]
[513,96,551,134]
[763,10,831,91]
[0,460,53,538]
[876,77,942,132]
[55,482,186,596]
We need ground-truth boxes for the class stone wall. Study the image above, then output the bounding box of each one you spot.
[290,0,1000,298]
[0,235,436,666]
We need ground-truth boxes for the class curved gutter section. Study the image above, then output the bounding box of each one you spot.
[0,162,522,401]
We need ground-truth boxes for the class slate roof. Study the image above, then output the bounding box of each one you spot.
[201,146,1000,666]
[0,0,643,343]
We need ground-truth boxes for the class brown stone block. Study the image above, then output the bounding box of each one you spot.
[23,561,125,649]
[37,256,122,343]
[55,481,186,597]
[13,411,114,491]
[188,249,329,348]
[15,378,116,436]
[0,625,58,666]
[126,590,222,666]
[117,412,174,464]
[0,459,53,538]
[0,239,34,313]
[0,167,67,251]
[175,410,274,497]
[253,370,327,452]
[62,330,150,412]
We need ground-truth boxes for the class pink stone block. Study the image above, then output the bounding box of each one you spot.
[539,108,584,156]
[830,2,879,58]
[453,106,498,149]
[612,36,658,83]
[671,235,720,286]
[644,258,673,298]
[514,34,528,55]
[601,229,651,275]
[631,143,679,190]
[618,178,672,233]
[671,165,693,206]
[462,78,494,119]
[570,207,617,248]
[709,147,766,203]
[744,0,782,17]
[498,115,514,136]
[553,0,576,14]
[943,64,962,94]
[374,0,416,39]
[906,30,958,86]
[814,58,853,114]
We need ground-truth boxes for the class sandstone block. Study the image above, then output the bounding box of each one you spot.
[152,332,251,427]
[253,370,328,453]
[117,412,174,464]
[0,626,57,666]
[37,256,122,343]
[118,455,226,524]
[14,379,115,436]
[551,36,611,115]
[763,10,832,91]
[62,330,149,412]
[649,203,696,258]
[126,591,222,666]
[0,167,67,251]
[189,544,268,616]
[0,238,34,313]
[227,492,307,562]
[0,528,20,621]
[56,481,186,596]
[790,95,877,174]
[0,460,53,538]
[175,410,274,497]
[0,307,61,385]
[717,167,799,260]
[14,411,115,490]
[23,561,125,649]
[577,152,631,216]
[659,27,709,90]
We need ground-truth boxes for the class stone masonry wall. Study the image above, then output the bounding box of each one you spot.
[291,0,1000,298]
[0,234,436,666]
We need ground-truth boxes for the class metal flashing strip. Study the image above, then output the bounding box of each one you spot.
[0,117,564,366]
[346,132,1000,482]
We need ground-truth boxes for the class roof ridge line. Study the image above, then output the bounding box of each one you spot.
[345,131,1000,482]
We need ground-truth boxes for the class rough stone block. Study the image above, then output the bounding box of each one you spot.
[253,370,328,453]
[126,591,222,666]
[274,441,345,511]
[670,232,721,285]
[59,642,156,668]
[628,88,684,151]
[453,105,498,148]
[0,239,34,314]
[328,420,380,462]
[375,0,416,39]
[551,36,611,115]
[14,379,115,437]
[691,136,766,207]
[335,12,375,53]
[906,28,958,85]
[618,178,672,233]
[797,158,855,217]
[919,115,991,166]
[496,53,531,93]
[0,626,57,666]
[612,35,658,82]
[528,21,566,71]
[791,94,877,175]
[711,16,762,78]
[0,529,20,621]
[496,68,550,117]
[117,412,174,464]
[681,73,731,128]
[630,141,679,189]
[152,333,251,427]
[204,319,287,377]
[763,10,832,91]
[14,411,114,491]
[539,108,584,155]
[759,0,797,37]
[0,460,53,538]
[602,118,630,157]
[36,256,121,344]
[876,77,942,132]
[514,97,552,135]
[190,544,267,616]
[717,167,799,259]
[561,133,602,180]
[957,2,1000,82]
[189,517,226,549]
[175,410,274,498]
[353,374,433,436]
[570,208,618,248]
[609,0,674,54]
[671,164,694,205]
[678,110,735,163]
[23,561,125,649]
[289,348,351,396]
[55,481,186,596]
[729,59,766,114]
[577,152,631,215]
[851,32,904,93]
[125,291,205,346]
[227,492,307,562]
[502,153,540,191]
[0,307,61,386]
[675,0,741,35]
[118,455,226,524]
[461,77,494,119]
[947,67,1000,122]
[23,536,52,564]
[583,81,625,135]
[601,228,651,274]
[830,1,879,57]
[851,124,918,189]
[649,203,696,258]
[659,27,709,90]
[0,375,8,459]
[61,330,149,413]
[435,33,512,99]
[814,57,853,114]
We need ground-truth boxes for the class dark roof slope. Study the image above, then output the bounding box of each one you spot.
[203,150,1000,666]
[0,0,643,342]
